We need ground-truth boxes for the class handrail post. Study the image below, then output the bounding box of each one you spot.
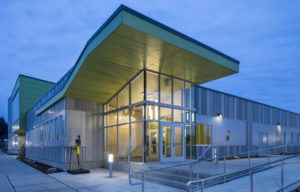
[250,168,253,192]
[201,180,204,192]
[248,152,251,168]
[281,160,284,192]
[189,164,192,180]
[142,172,145,192]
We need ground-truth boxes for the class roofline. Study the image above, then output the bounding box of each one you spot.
[87,4,240,65]
[19,74,55,84]
[34,4,240,115]
[198,85,300,115]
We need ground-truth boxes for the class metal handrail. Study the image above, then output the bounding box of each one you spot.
[128,145,143,186]
[129,144,288,192]
[186,153,300,192]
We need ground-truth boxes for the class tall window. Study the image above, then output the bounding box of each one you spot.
[291,133,294,145]
[146,72,158,102]
[131,72,144,104]
[160,75,172,104]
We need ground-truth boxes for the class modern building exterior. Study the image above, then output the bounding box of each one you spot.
[8,5,300,171]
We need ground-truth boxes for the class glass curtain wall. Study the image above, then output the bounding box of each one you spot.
[104,70,196,163]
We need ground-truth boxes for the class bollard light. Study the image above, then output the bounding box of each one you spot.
[108,154,113,178]
[108,154,114,163]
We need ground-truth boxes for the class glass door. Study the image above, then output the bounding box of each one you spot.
[160,123,184,162]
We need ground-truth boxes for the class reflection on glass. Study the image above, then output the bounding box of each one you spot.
[175,126,183,157]
[118,108,129,124]
[107,112,117,126]
[146,72,158,102]
[160,107,172,122]
[174,109,183,122]
[118,85,129,108]
[146,105,159,120]
[131,105,144,122]
[131,72,144,104]
[131,122,143,162]
[191,86,196,108]
[108,96,117,111]
[186,125,195,159]
[173,79,184,106]
[118,124,129,160]
[160,75,172,104]
[108,126,117,159]
[163,125,171,158]
[185,82,191,108]
[146,121,159,162]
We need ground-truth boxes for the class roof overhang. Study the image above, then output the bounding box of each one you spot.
[36,5,239,114]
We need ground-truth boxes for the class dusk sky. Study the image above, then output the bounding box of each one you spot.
[0,0,299,121]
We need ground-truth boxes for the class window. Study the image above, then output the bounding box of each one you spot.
[59,116,64,141]
[195,124,211,145]
[146,105,159,120]
[186,125,196,159]
[146,72,158,102]
[184,82,195,108]
[118,124,129,160]
[107,112,117,126]
[146,122,159,162]
[160,75,172,104]
[118,108,129,124]
[107,96,117,111]
[291,133,294,145]
[173,79,184,106]
[118,85,129,108]
[160,107,172,122]
[226,130,231,141]
[55,118,60,141]
[131,122,143,162]
[174,109,183,122]
[47,122,50,142]
[131,72,144,104]
[131,105,144,122]
[107,126,117,159]
[297,134,300,145]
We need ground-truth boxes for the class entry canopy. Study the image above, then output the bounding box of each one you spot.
[37,5,239,114]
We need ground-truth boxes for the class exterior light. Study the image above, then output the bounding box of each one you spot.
[217,113,222,118]
[108,154,113,178]
[108,154,114,163]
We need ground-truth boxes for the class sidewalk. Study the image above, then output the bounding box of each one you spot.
[0,150,182,192]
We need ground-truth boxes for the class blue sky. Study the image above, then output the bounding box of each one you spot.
[0,0,300,121]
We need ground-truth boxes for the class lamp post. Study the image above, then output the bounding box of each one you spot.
[108,154,113,178]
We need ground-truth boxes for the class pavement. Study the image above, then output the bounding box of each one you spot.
[1,150,300,192]
[0,150,182,192]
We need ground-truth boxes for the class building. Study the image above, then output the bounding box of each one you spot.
[8,5,300,171]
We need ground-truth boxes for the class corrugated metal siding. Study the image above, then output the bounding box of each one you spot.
[198,86,300,129]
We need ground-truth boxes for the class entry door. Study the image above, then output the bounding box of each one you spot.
[160,123,184,162]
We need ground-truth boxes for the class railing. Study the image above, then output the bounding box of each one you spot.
[186,153,300,192]
[129,145,288,192]
[128,145,144,187]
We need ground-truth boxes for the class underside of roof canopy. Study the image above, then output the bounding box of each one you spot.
[37,5,239,114]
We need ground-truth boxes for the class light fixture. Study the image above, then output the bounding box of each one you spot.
[217,113,222,118]
[108,154,114,163]
[108,154,113,178]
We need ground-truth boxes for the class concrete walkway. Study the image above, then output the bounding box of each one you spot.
[0,150,182,192]
[204,156,300,192]
[1,150,300,192]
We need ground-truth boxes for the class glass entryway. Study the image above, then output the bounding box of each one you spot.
[160,123,184,162]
